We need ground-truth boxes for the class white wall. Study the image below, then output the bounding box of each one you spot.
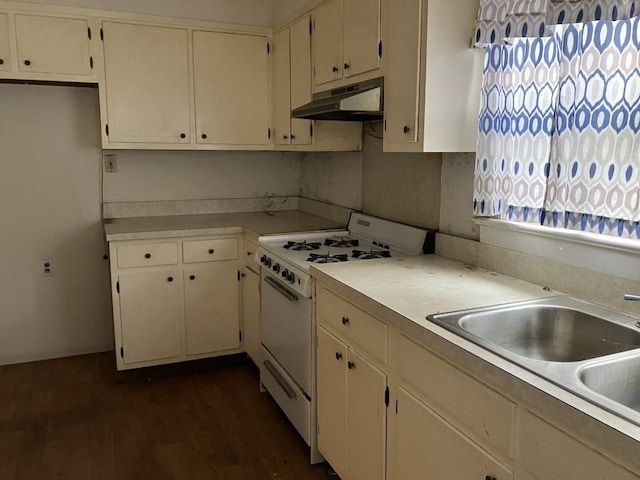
[0,84,113,365]
[272,0,314,26]
[103,151,301,202]
[10,0,274,26]
[361,125,442,229]
[440,152,478,239]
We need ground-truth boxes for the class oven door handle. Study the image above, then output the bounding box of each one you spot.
[264,360,297,399]
[264,275,299,303]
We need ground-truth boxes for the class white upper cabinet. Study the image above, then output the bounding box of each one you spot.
[272,28,292,145]
[102,22,191,144]
[313,0,343,86]
[15,14,92,76]
[193,31,269,145]
[343,0,381,78]
[0,13,10,72]
[289,16,313,145]
[313,0,381,89]
[383,0,483,152]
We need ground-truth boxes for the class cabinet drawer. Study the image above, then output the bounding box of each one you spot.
[116,243,178,268]
[521,412,637,480]
[392,331,516,462]
[317,286,388,364]
[183,238,238,263]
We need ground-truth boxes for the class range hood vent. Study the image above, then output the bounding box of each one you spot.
[291,77,383,122]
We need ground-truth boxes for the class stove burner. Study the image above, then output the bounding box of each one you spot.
[284,241,321,251]
[352,249,392,260]
[324,237,360,248]
[307,253,349,264]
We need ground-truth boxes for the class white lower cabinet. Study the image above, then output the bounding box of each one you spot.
[110,236,241,370]
[242,266,261,365]
[389,387,512,480]
[317,326,387,480]
[316,288,388,480]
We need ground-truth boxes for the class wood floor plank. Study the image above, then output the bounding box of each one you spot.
[0,353,336,480]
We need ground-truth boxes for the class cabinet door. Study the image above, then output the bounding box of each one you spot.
[194,31,269,145]
[0,13,11,72]
[388,387,513,480]
[384,0,422,144]
[347,349,386,480]
[242,267,261,364]
[272,28,291,146]
[184,262,240,356]
[102,22,191,144]
[289,16,312,145]
[118,269,182,365]
[343,0,381,78]
[520,412,638,480]
[313,0,343,86]
[317,327,348,478]
[15,15,91,76]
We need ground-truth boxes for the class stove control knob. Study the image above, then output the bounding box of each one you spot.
[287,272,295,283]
[272,263,281,274]
[260,255,267,264]
[265,257,272,267]
[281,269,289,278]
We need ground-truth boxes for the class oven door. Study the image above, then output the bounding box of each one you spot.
[260,269,312,397]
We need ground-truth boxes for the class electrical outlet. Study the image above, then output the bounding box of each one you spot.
[104,153,117,173]
[42,258,54,276]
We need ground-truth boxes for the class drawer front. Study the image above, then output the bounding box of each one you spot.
[317,286,388,364]
[393,331,516,462]
[521,412,638,480]
[183,238,238,263]
[116,243,178,269]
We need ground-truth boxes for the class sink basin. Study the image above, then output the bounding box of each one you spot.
[579,353,640,413]
[428,296,640,426]
[457,304,640,362]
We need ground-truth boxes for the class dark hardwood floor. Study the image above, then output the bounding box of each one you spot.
[0,353,337,480]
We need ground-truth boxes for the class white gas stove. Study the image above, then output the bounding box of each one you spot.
[256,213,434,464]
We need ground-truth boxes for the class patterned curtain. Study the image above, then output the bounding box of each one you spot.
[474,15,640,239]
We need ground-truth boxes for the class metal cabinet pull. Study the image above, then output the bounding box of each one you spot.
[189,275,196,280]
[144,253,151,259]
[341,316,349,326]
[264,360,296,399]
[24,59,31,66]
[180,133,186,139]
[208,249,215,254]
[167,276,174,282]
[332,65,339,72]
[335,352,343,360]
[348,361,355,370]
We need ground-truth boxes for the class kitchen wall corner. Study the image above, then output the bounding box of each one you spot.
[440,152,479,240]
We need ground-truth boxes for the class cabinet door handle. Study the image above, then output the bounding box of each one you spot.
[180,133,186,139]
[348,361,355,370]
[0,59,4,65]
[485,476,497,480]
[201,133,207,139]
[208,249,215,254]
[283,134,289,140]
[341,316,349,326]
[144,253,151,259]
[167,276,174,282]
[335,352,343,360]
[290,134,296,140]
[343,62,350,70]
[332,65,339,72]
[189,275,196,280]
[403,125,410,134]
[24,59,31,66]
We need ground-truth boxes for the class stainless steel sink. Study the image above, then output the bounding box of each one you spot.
[457,303,640,362]
[427,296,640,426]
[579,353,640,413]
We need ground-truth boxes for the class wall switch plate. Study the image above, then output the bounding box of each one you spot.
[104,153,117,173]
[42,258,53,276]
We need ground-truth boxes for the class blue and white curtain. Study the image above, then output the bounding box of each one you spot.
[473,15,640,238]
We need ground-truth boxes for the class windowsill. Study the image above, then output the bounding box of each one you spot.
[472,218,640,280]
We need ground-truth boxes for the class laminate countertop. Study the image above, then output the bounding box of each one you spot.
[311,254,640,471]
[103,210,346,242]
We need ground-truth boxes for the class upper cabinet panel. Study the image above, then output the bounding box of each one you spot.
[342,0,381,78]
[0,13,10,72]
[313,0,343,86]
[15,15,92,76]
[289,16,312,145]
[102,22,191,144]
[272,28,292,145]
[193,31,269,145]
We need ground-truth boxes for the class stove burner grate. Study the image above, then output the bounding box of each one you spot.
[324,237,360,248]
[352,249,392,260]
[284,241,321,251]
[307,253,349,264]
